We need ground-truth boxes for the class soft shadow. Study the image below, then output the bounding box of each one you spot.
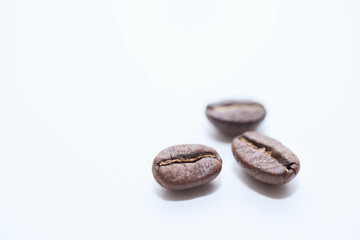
[154,181,220,201]
[207,125,265,143]
[233,162,299,199]
[208,128,235,143]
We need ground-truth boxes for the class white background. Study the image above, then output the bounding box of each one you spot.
[1,0,360,239]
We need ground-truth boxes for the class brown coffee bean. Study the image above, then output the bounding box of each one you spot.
[152,144,222,190]
[232,131,300,185]
[206,100,266,136]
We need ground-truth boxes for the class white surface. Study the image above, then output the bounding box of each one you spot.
[1,0,360,239]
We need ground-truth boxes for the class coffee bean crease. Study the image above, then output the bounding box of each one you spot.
[212,103,263,113]
[158,153,216,166]
[240,136,294,172]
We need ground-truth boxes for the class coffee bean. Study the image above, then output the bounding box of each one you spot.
[232,131,300,185]
[152,144,222,190]
[206,100,266,136]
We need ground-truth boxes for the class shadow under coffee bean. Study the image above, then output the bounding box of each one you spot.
[232,131,300,185]
[152,144,222,191]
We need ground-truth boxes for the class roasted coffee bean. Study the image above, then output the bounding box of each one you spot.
[206,100,266,135]
[152,144,222,190]
[232,131,300,185]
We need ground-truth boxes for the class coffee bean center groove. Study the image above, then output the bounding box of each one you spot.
[158,153,217,166]
[212,104,262,113]
[240,137,293,171]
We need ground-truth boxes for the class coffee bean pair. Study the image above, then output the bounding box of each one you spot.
[152,100,300,191]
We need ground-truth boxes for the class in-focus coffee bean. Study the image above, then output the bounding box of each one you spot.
[206,100,266,136]
[232,131,300,185]
[152,144,222,190]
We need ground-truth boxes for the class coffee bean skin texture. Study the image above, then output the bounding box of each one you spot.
[206,100,266,135]
[152,144,222,190]
[232,131,300,185]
